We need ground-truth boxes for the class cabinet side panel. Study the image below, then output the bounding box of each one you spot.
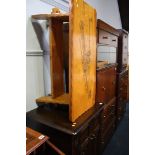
[69,0,97,122]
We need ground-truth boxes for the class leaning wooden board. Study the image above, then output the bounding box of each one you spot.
[69,0,97,121]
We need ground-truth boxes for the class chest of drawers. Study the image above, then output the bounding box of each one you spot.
[116,69,129,123]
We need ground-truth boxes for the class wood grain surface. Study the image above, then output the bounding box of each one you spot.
[49,19,65,98]
[32,13,69,22]
[36,93,69,105]
[69,0,97,122]
[26,127,48,155]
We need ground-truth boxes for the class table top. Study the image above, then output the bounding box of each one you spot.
[26,103,104,135]
[31,13,69,22]
[26,127,49,155]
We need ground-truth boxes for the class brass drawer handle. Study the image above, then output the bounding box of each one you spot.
[102,87,106,91]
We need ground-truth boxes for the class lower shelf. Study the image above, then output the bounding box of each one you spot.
[36,93,69,105]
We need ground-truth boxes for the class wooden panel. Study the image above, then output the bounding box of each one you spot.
[36,93,69,105]
[50,19,65,98]
[69,0,97,122]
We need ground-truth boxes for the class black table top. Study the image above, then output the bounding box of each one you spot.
[26,103,104,135]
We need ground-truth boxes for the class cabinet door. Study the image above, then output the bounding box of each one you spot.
[105,67,116,103]
[79,138,90,155]
[96,66,116,104]
[96,70,108,103]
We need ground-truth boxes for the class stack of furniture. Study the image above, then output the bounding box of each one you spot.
[27,1,129,154]
[96,19,119,153]
[116,29,129,124]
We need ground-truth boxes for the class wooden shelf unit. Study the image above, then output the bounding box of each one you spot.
[32,0,97,122]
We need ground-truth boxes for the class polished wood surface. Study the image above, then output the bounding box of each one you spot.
[36,93,69,105]
[96,64,117,104]
[26,127,49,155]
[50,19,65,98]
[32,13,69,22]
[69,0,97,122]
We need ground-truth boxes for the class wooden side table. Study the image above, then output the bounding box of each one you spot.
[26,127,65,155]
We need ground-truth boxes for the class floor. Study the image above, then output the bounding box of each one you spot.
[102,103,129,155]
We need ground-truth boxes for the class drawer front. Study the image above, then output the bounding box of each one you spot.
[99,30,111,45]
[79,125,89,144]
[111,35,118,47]
[99,30,118,47]
[103,97,116,118]
[96,70,107,103]
[89,114,100,132]
[99,120,115,147]
[105,67,116,102]
[103,114,115,130]
[123,34,128,50]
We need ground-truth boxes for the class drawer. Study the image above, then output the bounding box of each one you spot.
[79,125,89,144]
[99,30,111,45]
[103,98,116,117]
[103,114,115,130]
[99,120,115,144]
[89,114,100,132]
[111,35,118,47]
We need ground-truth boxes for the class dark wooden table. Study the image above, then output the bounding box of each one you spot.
[26,127,49,155]
[26,127,65,155]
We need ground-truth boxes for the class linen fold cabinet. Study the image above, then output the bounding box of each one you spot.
[96,19,119,154]
[116,29,129,124]
[32,0,97,122]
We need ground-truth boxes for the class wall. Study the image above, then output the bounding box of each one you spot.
[86,0,122,28]
[26,0,122,112]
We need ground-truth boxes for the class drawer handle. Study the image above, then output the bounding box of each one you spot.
[102,36,108,39]
[112,39,116,42]
[102,87,106,91]
[104,115,106,118]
